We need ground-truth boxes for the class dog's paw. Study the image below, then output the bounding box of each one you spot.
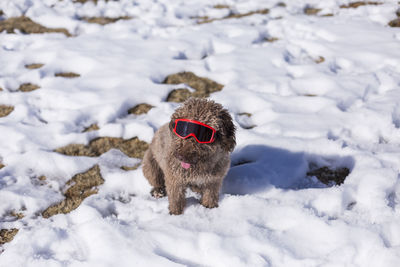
[151,187,166,198]
[200,199,219,209]
[169,207,184,215]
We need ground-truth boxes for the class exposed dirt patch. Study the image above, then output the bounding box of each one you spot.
[82,123,100,132]
[25,63,44,69]
[0,16,71,36]
[0,10,4,17]
[197,8,269,24]
[8,210,25,220]
[81,16,132,25]
[304,6,321,15]
[340,1,382,8]
[18,83,40,92]
[0,163,4,169]
[55,72,80,78]
[0,87,2,91]
[276,2,287,7]
[0,229,19,245]
[213,4,230,9]
[42,165,103,218]
[314,56,325,64]
[0,105,14,117]
[264,37,279,42]
[128,103,154,115]
[388,18,400,27]
[163,71,224,102]
[55,137,149,158]
[121,163,140,171]
[307,166,350,185]
[166,88,192,103]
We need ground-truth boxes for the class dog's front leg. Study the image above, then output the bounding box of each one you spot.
[166,182,186,215]
[200,182,221,209]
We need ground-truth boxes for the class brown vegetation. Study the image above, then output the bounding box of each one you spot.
[163,72,224,102]
[197,8,269,24]
[340,1,382,8]
[0,229,19,245]
[42,165,103,218]
[82,124,100,132]
[128,103,154,115]
[304,7,321,15]
[81,16,132,25]
[0,16,71,36]
[25,63,44,69]
[18,83,40,92]
[0,105,14,117]
[55,137,149,158]
[55,72,80,78]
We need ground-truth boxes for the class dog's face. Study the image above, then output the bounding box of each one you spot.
[169,98,236,166]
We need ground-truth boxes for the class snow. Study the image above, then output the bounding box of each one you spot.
[1,0,400,266]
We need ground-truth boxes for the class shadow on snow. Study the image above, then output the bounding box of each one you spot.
[222,144,354,195]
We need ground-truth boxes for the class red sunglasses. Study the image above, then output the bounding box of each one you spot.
[173,119,216,144]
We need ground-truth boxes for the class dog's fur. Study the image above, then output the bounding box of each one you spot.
[142,98,236,215]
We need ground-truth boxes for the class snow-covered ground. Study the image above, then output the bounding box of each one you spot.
[1,0,400,266]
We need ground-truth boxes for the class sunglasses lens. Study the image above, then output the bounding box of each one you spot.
[175,120,214,142]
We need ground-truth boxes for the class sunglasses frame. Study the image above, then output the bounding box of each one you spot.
[173,119,216,144]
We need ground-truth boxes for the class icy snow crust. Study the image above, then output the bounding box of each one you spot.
[1,0,400,266]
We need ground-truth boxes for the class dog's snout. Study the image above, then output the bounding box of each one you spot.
[174,153,185,162]
[174,151,198,165]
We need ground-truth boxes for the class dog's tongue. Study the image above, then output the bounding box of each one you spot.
[181,161,191,169]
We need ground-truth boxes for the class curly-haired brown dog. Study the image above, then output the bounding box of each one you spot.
[142,98,236,215]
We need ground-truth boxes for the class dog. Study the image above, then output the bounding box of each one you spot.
[142,98,236,215]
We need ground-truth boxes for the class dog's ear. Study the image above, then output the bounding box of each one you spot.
[218,109,236,152]
[169,120,175,132]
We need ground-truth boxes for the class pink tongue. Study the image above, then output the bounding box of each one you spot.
[181,162,191,169]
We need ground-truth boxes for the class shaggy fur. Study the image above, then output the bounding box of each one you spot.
[142,98,236,215]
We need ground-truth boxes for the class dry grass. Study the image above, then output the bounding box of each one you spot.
[197,8,269,24]
[55,137,149,158]
[9,211,24,220]
[128,103,154,115]
[304,7,321,15]
[0,16,71,36]
[81,16,132,25]
[55,72,80,78]
[166,88,192,103]
[163,71,224,102]
[18,83,40,92]
[389,18,400,27]
[314,56,325,64]
[340,1,382,8]
[82,124,100,132]
[25,63,44,69]
[0,105,14,117]
[264,36,279,42]
[307,166,350,185]
[0,229,19,245]
[42,165,104,218]
[120,163,140,171]
[213,4,230,9]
